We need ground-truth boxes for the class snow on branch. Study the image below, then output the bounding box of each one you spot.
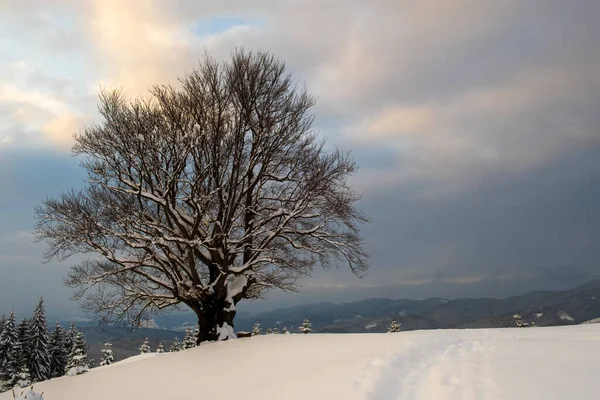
[34,49,369,342]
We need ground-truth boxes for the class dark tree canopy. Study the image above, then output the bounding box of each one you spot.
[35,49,369,342]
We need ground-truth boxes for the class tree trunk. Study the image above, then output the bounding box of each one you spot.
[190,296,237,343]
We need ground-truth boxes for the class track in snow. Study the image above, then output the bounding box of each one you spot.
[366,327,599,400]
[366,332,499,399]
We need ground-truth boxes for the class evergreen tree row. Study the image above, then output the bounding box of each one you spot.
[248,318,403,335]
[0,298,90,392]
[250,320,302,336]
[166,325,198,353]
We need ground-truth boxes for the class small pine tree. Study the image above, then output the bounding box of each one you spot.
[156,342,164,353]
[4,338,31,390]
[100,342,114,366]
[16,318,31,372]
[29,298,51,382]
[65,331,89,376]
[0,311,18,388]
[48,322,68,378]
[266,328,273,334]
[182,328,196,349]
[513,313,526,328]
[11,328,32,389]
[169,337,182,352]
[300,318,312,334]
[388,320,401,333]
[252,321,262,336]
[272,327,280,334]
[0,314,34,391]
[64,321,77,361]
[282,326,290,334]
[139,337,151,354]
[14,364,32,388]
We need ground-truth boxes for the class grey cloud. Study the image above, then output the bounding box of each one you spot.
[1,0,599,317]
[359,145,600,281]
[240,145,600,312]
[165,0,600,192]
[535,266,597,286]
[5,0,597,182]
[0,152,86,318]
[0,228,78,319]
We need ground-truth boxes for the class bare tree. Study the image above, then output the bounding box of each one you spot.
[35,49,369,343]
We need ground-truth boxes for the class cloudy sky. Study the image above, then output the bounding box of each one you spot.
[1,0,599,318]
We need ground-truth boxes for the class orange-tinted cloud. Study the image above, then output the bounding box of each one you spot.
[360,106,435,140]
[86,0,197,96]
[43,112,87,149]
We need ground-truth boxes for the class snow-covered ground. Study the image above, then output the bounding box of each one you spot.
[2,324,599,400]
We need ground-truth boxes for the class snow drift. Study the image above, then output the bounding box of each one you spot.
[1,324,599,399]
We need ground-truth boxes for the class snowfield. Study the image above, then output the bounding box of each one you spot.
[2,324,599,400]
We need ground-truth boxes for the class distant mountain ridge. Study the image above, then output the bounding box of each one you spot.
[145,278,600,333]
[231,278,600,333]
[71,279,600,362]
